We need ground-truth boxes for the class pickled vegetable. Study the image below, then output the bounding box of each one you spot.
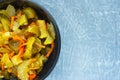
[27,23,39,36]
[0,32,11,45]
[17,14,28,26]
[0,4,55,80]
[0,10,9,18]
[44,33,54,45]
[0,16,10,31]
[37,20,48,38]
[17,60,31,80]
[0,4,15,18]
[6,5,16,17]
[47,23,55,39]
[11,55,23,65]
[12,21,20,31]
[32,38,43,54]
[44,23,55,45]
[29,54,47,72]
[1,53,13,68]
[23,7,37,19]
[23,37,35,59]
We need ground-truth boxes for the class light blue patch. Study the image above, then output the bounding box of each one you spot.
[32,0,120,80]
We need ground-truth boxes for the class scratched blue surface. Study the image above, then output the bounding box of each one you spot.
[32,0,120,80]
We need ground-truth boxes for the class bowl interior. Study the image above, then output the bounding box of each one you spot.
[0,0,61,80]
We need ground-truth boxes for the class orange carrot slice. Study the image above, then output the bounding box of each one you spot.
[9,51,14,59]
[18,43,27,49]
[30,58,36,64]
[17,10,22,17]
[17,47,25,58]
[1,63,4,70]
[45,42,54,58]
[0,53,2,57]
[29,73,36,80]
[10,16,17,29]
[13,35,26,43]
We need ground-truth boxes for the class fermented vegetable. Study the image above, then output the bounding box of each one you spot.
[0,4,55,80]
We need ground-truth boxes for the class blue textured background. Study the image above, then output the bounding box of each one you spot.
[32,0,120,80]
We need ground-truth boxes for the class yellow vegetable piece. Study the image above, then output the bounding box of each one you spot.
[38,55,47,65]
[11,55,23,65]
[0,10,9,18]
[0,4,56,80]
[0,47,10,53]
[30,54,47,71]
[17,14,28,26]
[1,17,10,31]
[23,7,37,19]
[1,53,13,68]
[23,37,35,59]
[0,32,11,44]
[47,23,55,39]
[37,20,48,38]
[44,23,55,45]
[12,21,20,31]
[27,24,39,36]
[32,38,42,54]
[44,33,54,45]
[17,60,31,80]
[6,5,16,17]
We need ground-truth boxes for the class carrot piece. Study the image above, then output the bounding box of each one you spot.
[30,58,36,64]
[29,73,36,80]
[7,68,12,73]
[3,45,11,51]
[0,53,2,57]
[10,10,22,30]
[29,22,36,26]
[13,35,26,43]
[2,30,5,33]
[10,16,17,29]
[14,72,18,76]
[45,22,47,30]
[18,43,27,49]
[1,63,4,70]
[29,21,39,27]
[36,21,39,27]
[9,51,14,59]
[41,21,47,30]
[10,16,14,29]
[17,10,22,17]
[17,47,25,58]
[13,35,26,58]
[45,42,54,58]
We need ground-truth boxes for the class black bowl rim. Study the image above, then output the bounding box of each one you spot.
[0,0,61,80]
[29,1,61,80]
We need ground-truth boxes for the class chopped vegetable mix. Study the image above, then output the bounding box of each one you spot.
[0,4,55,80]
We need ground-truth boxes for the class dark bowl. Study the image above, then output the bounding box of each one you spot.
[0,0,61,80]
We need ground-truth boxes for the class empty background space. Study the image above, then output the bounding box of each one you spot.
[32,0,120,80]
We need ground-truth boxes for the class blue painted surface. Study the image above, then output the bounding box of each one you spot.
[32,0,120,80]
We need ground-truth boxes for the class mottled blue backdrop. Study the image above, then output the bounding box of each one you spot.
[32,0,120,80]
